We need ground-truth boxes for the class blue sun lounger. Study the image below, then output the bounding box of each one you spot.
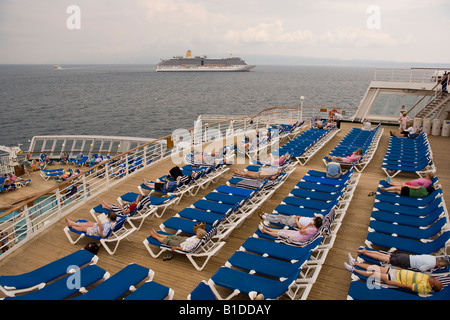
[191,199,237,215]
[64,215,137,255]
[4,264,108,300]
[368,217,447,241]
[40,168,65,180]
[226,250,313,280]
[124,280,174,300]
[375,189,442,207]
[294,180,345,193]
[188,280,217,300]
[274,203,330,217]
[347,280,450,300]
[373,196,443,217]
[208,265,303,300]
[239,236,322,262]
[176,208,227,226]
[370,205,445,228]
[214,185,256,199]
[203,192,247,206]
[365,230,450,255]
[281,197,339,211]
[71,263,152,300]
[289,186,345,201]
[0,249,98,297]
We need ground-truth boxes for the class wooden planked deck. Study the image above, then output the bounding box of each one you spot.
[0,122,448,300]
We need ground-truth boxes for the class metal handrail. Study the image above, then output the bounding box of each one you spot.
[405,80,442,117]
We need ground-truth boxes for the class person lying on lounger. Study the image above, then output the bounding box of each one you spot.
[344,260,443,295]
[148,227,207,252]
[326,148,363,163]
[100,194,142,215]
[390,124,421,138]
[259,153,290,166]
[233,167,282,180]
[349,248,449,273]
[143,180,178,193]
[193,150,219,162]
[259,210,323,230]
[65,212,116,238]
[385,172,435,189]
[379,184,435,198]
[260,216,322,243]
[240,133,259,150]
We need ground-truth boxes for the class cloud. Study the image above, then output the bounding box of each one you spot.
[0,0,448,64]
[225,20,315,45]
[224,21,399,49]
[319,27,399,48]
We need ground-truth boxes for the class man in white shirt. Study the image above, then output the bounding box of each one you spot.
[349,248,449,273]
[331,111,343,129]
[148,228,207,252]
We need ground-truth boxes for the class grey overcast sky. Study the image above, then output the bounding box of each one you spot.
[0,0,449,65]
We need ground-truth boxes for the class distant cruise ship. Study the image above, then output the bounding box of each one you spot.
[156,50,255,72]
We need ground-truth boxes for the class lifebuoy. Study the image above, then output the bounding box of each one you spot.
[329,109,338,117]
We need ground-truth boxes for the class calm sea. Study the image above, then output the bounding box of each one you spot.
[0,64,373,149]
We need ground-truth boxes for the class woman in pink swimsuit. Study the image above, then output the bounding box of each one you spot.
[260,216,323,242]
[387,172,435,189]
[327,148,363,163]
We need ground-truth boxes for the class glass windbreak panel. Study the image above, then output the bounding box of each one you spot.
[101,141,111,152]
[73,140,83,151]
[129,142,138,150]
[32,140,44,156]
[82,140,93,153]
[53,140,65,156]
[110,141,120,154]
[64,140,74,153]
[43,139,55,152]
[368,93,429,118]
[92,140,102,153]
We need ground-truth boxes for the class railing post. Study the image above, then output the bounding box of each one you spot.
[82,174,88,202]
[22,205,32,240]
[55,188,62,217]
[105,161,110,188]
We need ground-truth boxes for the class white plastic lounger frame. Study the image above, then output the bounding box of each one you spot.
[64,216,138,255]
[143,228,226,271]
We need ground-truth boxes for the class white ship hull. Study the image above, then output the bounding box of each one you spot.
[156,65,255,72]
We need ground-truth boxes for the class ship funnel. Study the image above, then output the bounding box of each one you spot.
[186,50,192,58]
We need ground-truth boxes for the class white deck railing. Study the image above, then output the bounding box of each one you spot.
[373,68,445,84]
[0,107,304,259]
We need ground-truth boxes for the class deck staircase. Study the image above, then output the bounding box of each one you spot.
[414,91,450,119]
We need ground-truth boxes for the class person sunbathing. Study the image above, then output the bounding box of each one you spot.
[390,124,421,138]
[349,248,449,273]
[65,212,116,238]
[344,260,443,295]
[386,172,435,189]
[379,184,435,198]
[327,148,363,163]
[260,216,322,243]
[259,210,323,230]
[233,167,282,180]
[100,196,140,215]
[148,227,207,252]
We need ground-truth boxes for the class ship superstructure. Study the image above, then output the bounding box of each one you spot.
[156,50,255,72]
